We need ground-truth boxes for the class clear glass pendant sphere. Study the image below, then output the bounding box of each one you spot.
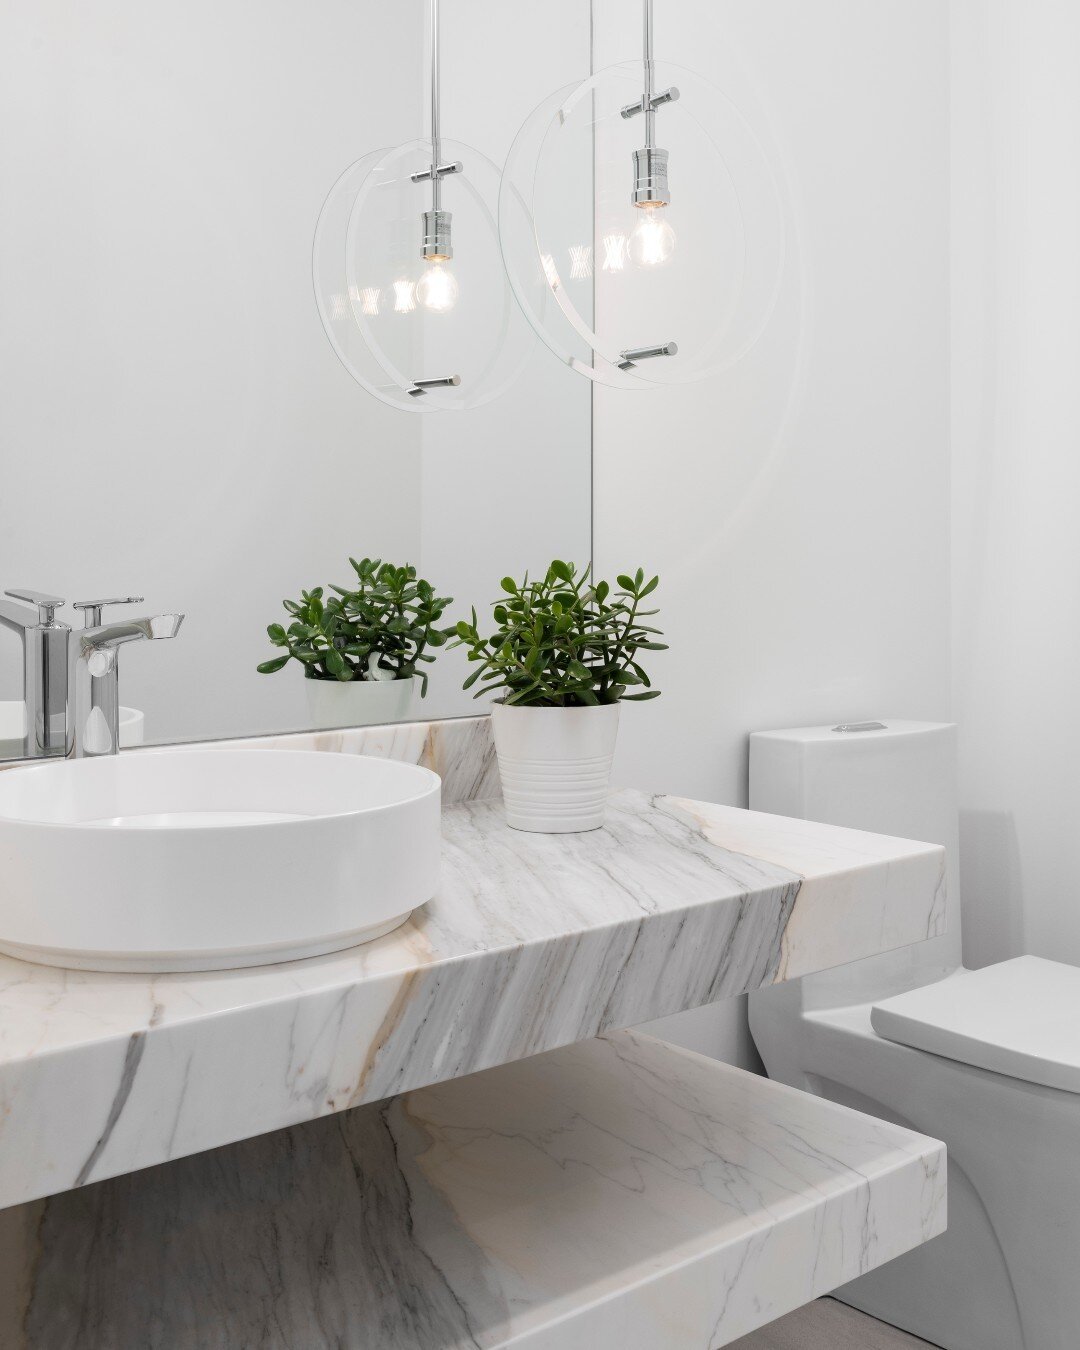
[499,61,789,387]
[314,139,533,413]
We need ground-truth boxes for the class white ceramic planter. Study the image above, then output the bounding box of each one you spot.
[304,675,418,730]
[491,701,620,833]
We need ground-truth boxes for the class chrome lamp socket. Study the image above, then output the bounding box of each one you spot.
[421,208,453,261]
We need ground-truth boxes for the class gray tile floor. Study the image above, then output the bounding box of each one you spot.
[729,1298,940,1349]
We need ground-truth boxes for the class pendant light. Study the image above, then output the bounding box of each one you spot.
[498,0,788,388]
[313,0,532,413]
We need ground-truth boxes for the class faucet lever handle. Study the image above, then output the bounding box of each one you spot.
[4,588,66,625]
[73,596,145,628]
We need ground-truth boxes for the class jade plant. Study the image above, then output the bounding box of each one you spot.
[257,557,453,695]
[451,560,665,707]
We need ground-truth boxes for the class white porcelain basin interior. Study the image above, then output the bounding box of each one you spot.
[0,702,144,758]
[0,750,441,972]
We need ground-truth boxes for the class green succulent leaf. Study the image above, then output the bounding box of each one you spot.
[257,558,453,699]
[446,560,664,709]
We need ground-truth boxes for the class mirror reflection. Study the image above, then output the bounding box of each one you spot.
[0,0,591,761]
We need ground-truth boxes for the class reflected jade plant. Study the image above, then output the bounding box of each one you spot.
[257,557,454,695]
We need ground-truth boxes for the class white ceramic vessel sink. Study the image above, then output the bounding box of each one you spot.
[0,750,440,972]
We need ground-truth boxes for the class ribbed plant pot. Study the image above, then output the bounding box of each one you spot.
[304,675,419,730]
[491,701,620,834]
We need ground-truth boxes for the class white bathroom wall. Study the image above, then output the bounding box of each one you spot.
[951,1,1080,968]
[592,0,952,1066]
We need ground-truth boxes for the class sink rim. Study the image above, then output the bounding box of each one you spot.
[0,747,442,972]
[0,748,442,833]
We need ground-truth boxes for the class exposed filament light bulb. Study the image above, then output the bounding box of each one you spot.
[628,211,677,268]
[417,263,459,312]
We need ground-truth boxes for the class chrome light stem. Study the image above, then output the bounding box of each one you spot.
[644,0,656,150]
[417,0,461,262]
[431,0,442,213]
[622,0,678,209]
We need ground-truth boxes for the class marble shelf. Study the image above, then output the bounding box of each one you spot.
[5,1029,947,1348]
[0,788,945,1211]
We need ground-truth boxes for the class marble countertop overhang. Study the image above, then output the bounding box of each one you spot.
[0,789,945,1210]
[11,1029,947,1349]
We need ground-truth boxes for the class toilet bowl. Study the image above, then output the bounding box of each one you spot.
[748,722,1080,1350]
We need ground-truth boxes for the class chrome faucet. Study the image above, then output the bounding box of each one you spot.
[0,589,70,757]
[70,598,184,757]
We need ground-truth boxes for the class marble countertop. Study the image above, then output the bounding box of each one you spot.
[0,789,945,1210]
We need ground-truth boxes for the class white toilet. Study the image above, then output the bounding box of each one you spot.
[748,721,1080,1350]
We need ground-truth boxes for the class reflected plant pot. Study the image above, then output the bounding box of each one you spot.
[491,701,620,834]
[304,675,419,730]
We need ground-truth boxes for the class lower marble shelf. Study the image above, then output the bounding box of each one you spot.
[4,1029,946,1350]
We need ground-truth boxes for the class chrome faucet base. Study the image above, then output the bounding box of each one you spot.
[2,588,183,760]
[0,589,70,759]
[71,608,184,758]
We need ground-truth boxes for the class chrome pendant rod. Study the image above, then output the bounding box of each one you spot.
[413,0,461,260]
[408,375,461,396]
[618,341,678,370]
[643,0,655,150]
[431,0,442,212]
[620,0,679,132]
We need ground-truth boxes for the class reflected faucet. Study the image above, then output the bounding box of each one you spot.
[0,589,70,757]
[71,598,184,757]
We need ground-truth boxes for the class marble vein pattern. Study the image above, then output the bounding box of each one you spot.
[2,1029,947,1349]
[0,714,501,802]
[0,789,945,1211]
[166,713,503,804]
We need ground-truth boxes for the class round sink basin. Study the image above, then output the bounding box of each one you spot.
[0,701,144,759]
[0,750,440,972]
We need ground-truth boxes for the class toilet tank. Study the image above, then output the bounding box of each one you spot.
[750,721,961,1007]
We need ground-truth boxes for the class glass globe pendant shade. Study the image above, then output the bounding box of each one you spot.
[313,137,533,413]
[499,60,788,388]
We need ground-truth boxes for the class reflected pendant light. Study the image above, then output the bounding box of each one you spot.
[499,0,789,388]
[312,0,533,413]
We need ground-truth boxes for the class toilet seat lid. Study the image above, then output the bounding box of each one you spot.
[871,956,1080,1094]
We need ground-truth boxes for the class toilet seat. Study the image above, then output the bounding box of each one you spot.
[870,955,1080,1094]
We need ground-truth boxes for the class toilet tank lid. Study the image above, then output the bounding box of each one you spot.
[751,720,955,744]
[871,957,1080,1095]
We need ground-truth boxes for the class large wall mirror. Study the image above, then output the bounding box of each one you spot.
[0,0,592,760]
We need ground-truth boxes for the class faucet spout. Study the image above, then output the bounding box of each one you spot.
[71,612,184,757]
[80,613,185,652]
[0,599,35,634]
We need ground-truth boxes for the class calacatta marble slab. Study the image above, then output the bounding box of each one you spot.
[0,714,502,804]
[193,712,502,805]
[0,790,944,1210]
[4,1030,947,1348]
